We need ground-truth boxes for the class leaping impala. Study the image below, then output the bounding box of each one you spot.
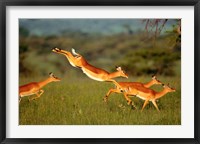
[123,83,176,111]
[52,48,128,86]
[103,75,162,103]
[19,72,60,103]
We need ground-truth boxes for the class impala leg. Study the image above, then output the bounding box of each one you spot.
[141,99,149,112]
[75,55,82,60]
[64,50,82,61]
[107,79,121,88]
[126,94,137,110]
[123,93,132,105]
[131,101,137,110]
[104,88,121,102]
[152,100,160,112]
[34,90,44,100]
[39,89,44,95]
[29,90,44,101]
[29,93,39,101]
[55,49,71,57]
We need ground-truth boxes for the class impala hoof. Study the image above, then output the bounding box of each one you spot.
[131,105,135,110]
[127,100,132,105]
[130,101,136,109]
[103,96,108,103]
[52,47,61,52]
[131,105,137,110]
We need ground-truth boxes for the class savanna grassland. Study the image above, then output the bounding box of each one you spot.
[19,19,181,125]
[19,70,181,125]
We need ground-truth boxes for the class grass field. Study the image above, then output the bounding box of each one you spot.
[19,71,181,125]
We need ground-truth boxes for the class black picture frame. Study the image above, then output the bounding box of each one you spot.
[0,0,199,143]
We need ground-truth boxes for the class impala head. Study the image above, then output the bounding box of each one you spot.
[116,66,128,78]
[151,75,162,85]
[162,83,176,92]
[49,72,61,82]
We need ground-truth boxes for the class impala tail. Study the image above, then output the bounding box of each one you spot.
[72,48,81,57]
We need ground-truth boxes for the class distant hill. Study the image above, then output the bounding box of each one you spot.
[19,19,176,36]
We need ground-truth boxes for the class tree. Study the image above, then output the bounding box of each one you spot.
[142,19,181,50]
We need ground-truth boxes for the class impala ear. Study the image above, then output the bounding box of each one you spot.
[152,75,156,79]
[116,66,122,71]
[49,72,54,77]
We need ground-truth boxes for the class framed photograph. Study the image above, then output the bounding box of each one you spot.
[1,0,199,143]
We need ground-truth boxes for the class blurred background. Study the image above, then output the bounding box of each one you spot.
[19,19,181,78]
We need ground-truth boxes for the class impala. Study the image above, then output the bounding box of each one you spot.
[103,75,162,102]
[19,72,60,103]
[52,48,128,86]
[124,84,176,111]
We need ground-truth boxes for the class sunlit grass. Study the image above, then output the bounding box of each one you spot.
[19,75,181,125]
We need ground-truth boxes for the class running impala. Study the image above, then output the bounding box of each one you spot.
[52,48,128,86]
[124,84,176,111]
[19,72,60,103]
[103,75,162,102]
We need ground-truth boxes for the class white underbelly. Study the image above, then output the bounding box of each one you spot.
[20,93,35,97]
[82,68,104,81]
[136,94,147,100]
[135,95,154,101]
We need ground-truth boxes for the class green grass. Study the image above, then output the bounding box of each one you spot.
[19,75,181,125]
